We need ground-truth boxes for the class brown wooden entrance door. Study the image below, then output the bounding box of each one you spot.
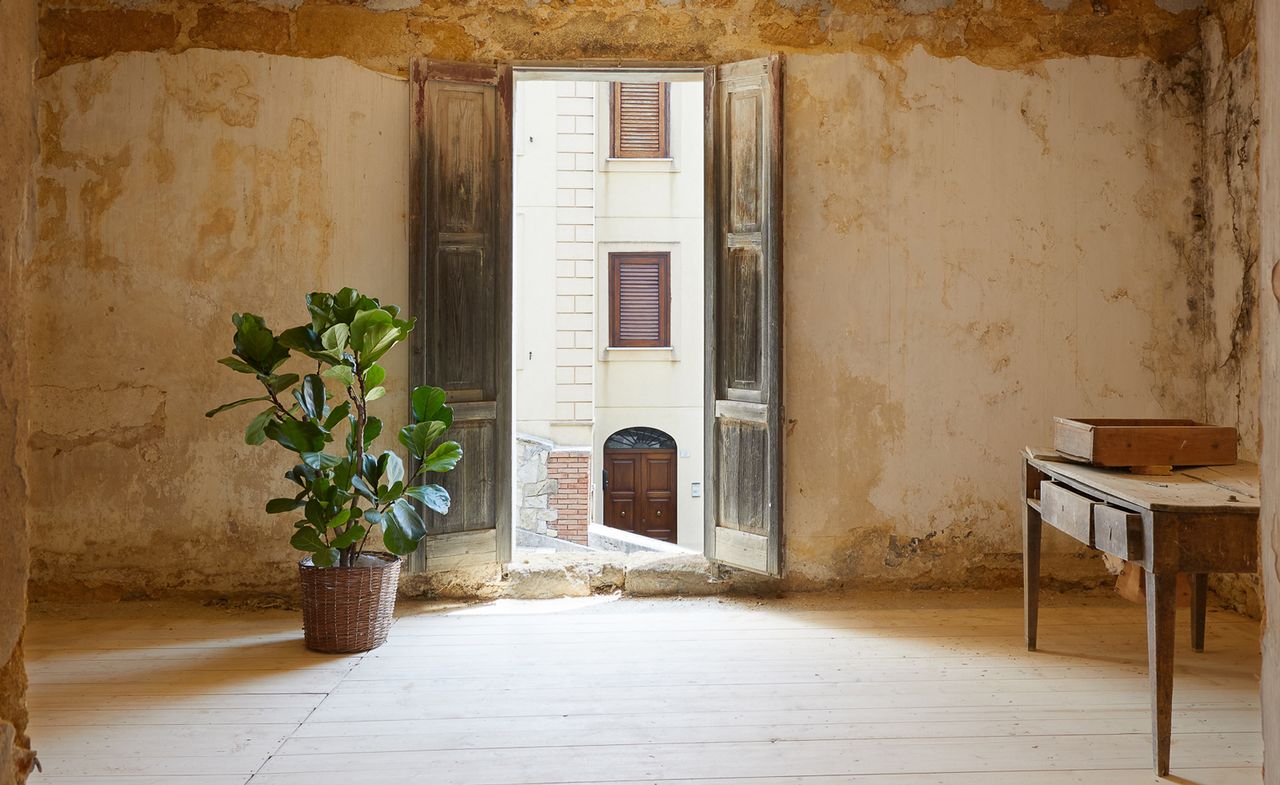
[603,449,677,543]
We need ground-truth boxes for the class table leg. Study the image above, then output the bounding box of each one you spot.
[1023,500,1042,651]
[1191,573,1207,652]
[1147,570,1176,775]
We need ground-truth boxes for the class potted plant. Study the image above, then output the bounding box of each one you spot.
[206,288,461,653]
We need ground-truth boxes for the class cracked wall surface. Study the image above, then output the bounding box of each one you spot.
[1,0,37,781]
[28,38,1212,595]
[36,0,1207,77]
[1201,2,1263,617]
[1257,0,1277,775]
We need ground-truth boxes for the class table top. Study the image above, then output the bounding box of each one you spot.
[1025,448,1260,514]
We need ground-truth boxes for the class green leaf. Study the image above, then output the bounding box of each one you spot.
[265,373,300,394]
[419,440,463,473]
[365,386,386,402]
[322,364,355,387]
[323,401,351,431]
[304,499,325,527]
[232,313,290,372]
[411,386,447,423]
[292,374,328,420]
[205,396,270,418]
[382,499,425,555]
[264,418,328,453]
[327,507,354,529]
[266,497,306,514]
[351,475,377,502]
[290,526,328,552]
[363,364,386,389]
[398,421,446,460]
[311,546,339,568]
[379,451,405,487]
[404,483,451,515]
[350,308,393,354]
[301,451,342,469]
[330,524,366,550]
[320,323,350,358]
[244,408,274,446]
[218,356,257,374]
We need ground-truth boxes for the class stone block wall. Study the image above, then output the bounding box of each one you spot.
[516,437,591,546]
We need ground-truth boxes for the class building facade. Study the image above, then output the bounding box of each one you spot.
[514,77,705,551]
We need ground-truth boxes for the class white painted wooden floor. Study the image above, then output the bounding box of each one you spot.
[24,592,1262,785]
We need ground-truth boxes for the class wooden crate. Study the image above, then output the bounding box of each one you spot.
[1053,417,1237,468]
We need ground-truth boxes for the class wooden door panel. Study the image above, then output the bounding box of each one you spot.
[728,88,762,233]
[716,415,767,537]
[408,60,513,571]
[645,455,675,492]
[724,244,763,391]
[434,246,492,393]
[704,55,783,577]
[605,449,677,544]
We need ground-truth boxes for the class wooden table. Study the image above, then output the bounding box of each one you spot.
[1021,451,1259,775]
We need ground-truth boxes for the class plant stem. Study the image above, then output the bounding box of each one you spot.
[265,388,300,422]
[342,358,368,568]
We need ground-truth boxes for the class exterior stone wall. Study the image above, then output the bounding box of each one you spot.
[516,437,590,546]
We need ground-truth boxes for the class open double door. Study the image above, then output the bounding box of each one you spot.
[407,56,783,577]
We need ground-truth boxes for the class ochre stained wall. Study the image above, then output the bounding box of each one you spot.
[28,17,1217,593]
[1,0,37,780]
[38,0,1203,77]
[1255,0,1278,774]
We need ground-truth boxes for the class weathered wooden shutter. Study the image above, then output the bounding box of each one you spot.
[609,252,670,347]
[612,82,669,158]
[703,55,783,577]
[408,60,513,571]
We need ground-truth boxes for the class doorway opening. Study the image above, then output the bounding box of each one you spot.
[510,68,705,557]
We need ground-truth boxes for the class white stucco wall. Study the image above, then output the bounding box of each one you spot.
[594,79,707,550]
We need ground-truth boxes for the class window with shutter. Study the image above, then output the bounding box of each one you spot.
[609,252,671,348]
[611,82,670,159]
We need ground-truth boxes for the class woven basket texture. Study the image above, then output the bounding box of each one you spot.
[299,552,400,653]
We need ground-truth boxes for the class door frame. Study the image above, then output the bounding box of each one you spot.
[496,60,781,569]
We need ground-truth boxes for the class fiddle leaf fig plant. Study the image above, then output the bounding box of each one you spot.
[206,288,461,568]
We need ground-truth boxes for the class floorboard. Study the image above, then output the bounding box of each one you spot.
[24,593,1263,785]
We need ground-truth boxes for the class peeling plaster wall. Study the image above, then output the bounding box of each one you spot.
[28,52,410,597]
[36,0,1205,77]
[1257,0,1278,775]
[782,50,1205,588]
[0,0,37,780]
[1201,6,1263,617]
[29,40,1211,595]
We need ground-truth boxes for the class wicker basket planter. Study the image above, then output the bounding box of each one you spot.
[298,552,401,653]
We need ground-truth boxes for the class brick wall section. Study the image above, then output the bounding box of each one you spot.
[547,451,590,545]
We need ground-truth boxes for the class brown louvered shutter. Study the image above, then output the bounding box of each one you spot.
[609,252,670,347]
[611,82,670,158]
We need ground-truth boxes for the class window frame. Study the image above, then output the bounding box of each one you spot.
[610,81,671,159]
[608,251,672,349]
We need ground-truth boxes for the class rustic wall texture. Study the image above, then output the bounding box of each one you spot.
[1255,0,1277,774]
[23,0,1262,598]
[1,0,37,781]
[1202,0,1263,617]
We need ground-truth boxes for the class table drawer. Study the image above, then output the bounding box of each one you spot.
[1093,505,1143,561]
[1039,480,1096,544]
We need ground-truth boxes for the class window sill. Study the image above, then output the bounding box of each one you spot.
[603,346,677,362]
[602,157,678,173]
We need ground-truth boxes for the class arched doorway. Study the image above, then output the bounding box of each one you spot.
[602,427,677,543]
